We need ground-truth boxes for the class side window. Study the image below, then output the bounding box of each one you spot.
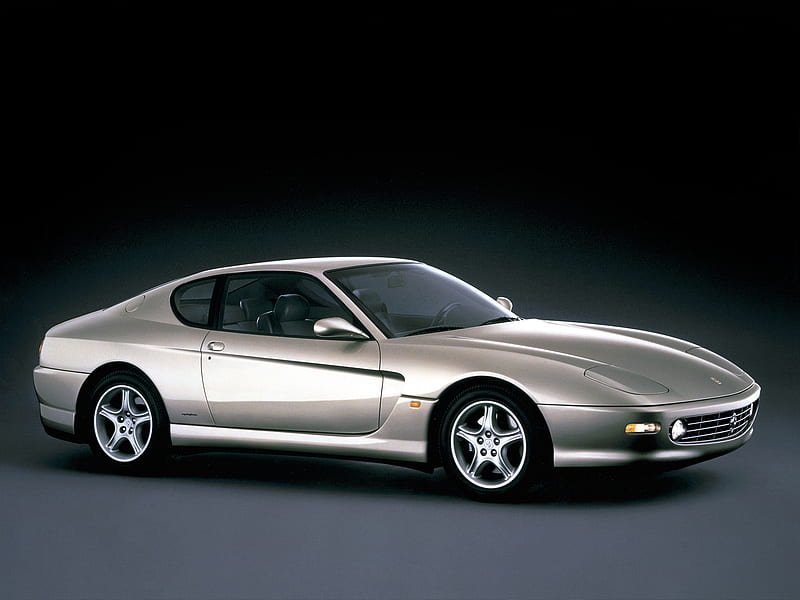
[221,272,355,337]
[172,278,216,326]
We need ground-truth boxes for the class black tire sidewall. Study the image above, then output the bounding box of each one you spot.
[440,387,537,501]
[86,372,170,472]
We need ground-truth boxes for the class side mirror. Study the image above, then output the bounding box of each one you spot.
[313,317,370,340]
[496,296,513,311]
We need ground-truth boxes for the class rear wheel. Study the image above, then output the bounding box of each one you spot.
[440,387,541,500]
[87,373,170,471]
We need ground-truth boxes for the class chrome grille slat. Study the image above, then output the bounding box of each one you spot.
[675,400,758,445]
[682,423,749,441]
[684,418,751,434]
[687,406,752,426]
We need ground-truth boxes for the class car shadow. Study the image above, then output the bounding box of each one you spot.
[527,466,721,505]
[43,447,722,506]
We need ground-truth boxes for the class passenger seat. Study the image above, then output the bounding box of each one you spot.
[257,294,311,336]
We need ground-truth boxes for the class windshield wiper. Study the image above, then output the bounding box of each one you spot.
[478,316,522,326]
[404,326,463,337]
[406,318,521,336]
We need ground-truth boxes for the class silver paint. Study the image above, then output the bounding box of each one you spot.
[34,257,759,469]
[313,317,370,340]
[200,331,382,433]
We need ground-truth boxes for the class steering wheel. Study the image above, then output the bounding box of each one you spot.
[431,302,463,327]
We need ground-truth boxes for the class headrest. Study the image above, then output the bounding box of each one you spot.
[256,312,273,333]
[240,297,272,320]
[273,294,309,322]
[353,288,386,313]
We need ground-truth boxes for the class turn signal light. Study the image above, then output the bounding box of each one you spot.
[625,422,661,434]
[409,400,422,408]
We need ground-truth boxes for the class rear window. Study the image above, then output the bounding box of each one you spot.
[172,278,216,326]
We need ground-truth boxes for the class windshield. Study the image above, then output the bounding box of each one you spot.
[326,262,520,338]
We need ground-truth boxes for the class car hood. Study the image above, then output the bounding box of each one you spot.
[433,319,752,403]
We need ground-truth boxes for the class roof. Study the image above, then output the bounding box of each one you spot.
[193,256,416,279]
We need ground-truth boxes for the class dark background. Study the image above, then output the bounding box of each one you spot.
[2,7,798,600]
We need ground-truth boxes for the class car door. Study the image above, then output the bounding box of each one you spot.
[200,272,383,434]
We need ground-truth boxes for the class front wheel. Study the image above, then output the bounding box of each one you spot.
[87,373,170,472]
[440,387,540,500]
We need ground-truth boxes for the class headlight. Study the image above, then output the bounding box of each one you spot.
[670,419,687,441]
[685,346,744,376]
[584,364,669,395]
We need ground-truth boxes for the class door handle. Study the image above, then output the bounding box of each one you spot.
[207,341,225,352]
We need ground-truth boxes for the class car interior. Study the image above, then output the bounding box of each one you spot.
[221,274,355,337]
[173,267,490,339]
[329,267,482,335]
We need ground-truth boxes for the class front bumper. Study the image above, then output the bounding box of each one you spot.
[540,383,760,468]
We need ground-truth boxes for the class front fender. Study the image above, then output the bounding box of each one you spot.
[380,337,638,407]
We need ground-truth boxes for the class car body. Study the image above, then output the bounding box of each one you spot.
[34,257,760,499]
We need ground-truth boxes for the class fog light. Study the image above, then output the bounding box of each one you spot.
[625,422,661,434]
[670,419,687,441]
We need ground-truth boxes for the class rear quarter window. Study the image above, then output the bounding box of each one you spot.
[172,278,216,326]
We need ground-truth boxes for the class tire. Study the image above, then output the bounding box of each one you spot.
[86,372,170,472]
[440,386,543,501]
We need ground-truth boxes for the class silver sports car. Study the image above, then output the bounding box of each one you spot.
[34,257,759,499]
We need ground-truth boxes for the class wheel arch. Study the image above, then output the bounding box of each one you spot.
[74,362,162,442]
[426,375,554,469]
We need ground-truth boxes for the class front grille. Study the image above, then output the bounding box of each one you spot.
[676,400,758,445]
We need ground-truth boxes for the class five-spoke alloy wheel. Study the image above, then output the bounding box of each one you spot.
[450,400,527,488]
[94,384,153,462]
[441,387,541,500]
[87,373,169,471]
